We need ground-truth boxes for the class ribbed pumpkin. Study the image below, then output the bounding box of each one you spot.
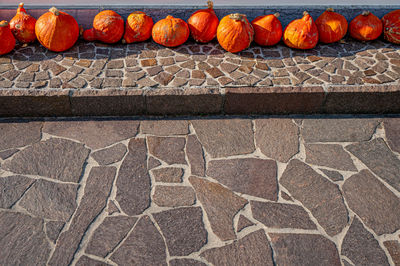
[349,11,382,41]
[382,9,400,44]
[283,11,319,50]
[251,13,282,46]
[35,7,79,52]
[187,0,219,43]
[83,10,124,44]
[0,21,16,55]
[9,3,37,44]
[316,8,348,43]
[123,11,153,44]
[152,15,190,47]
[217,13,254,53]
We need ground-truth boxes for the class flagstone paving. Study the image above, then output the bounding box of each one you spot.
[1,116,400,265]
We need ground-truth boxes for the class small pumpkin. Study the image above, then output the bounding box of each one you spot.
[123,11,153,44]
[0,21,16,55]
[349,11,382,41]
[152,15,190,47]
[316,8,348,43]
[83,10,124,44]
[187,0,219,43]
[283,11,319,50]
[217,13,254,53]
[9,3,37,44]
[251,13,282,46]
[35,7,79,52]
[382,9,400,44]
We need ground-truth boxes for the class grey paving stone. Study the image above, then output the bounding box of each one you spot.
[76,256,111,266]
[320,169,344,182]
[152,167,183,183]
[383,240,400,266]
[383,118,400,153]
[0,149,19,159]
[0,175,35,209]
[91,143,127,165]
[147,136,186,165]
[153,185,195,207]
[305,144,357,171]
[140,120,188,136]
[45,220,64,243]
[237,215,255,232]
[148,157,161,169]
[169,259,206,266]
[186,134,205,177]
[0,121,42,150]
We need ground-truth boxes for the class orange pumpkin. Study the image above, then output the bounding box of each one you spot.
[217,13,254,53]
[349,11,382,41]
[251,13,282,46]
[283,11,319,50]
[83,10,124,44]
[187,0,219,43]
[382,9,400,44]
[152,15,190,47]
[123,11,153,44]
[35,7,79,52]
[9,3,37,44]
[316,8,348,43]
[0,21,16,55]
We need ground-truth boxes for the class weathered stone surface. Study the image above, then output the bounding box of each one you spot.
[191,119,255,158]
[140,120,188,136]
[76,256,111,266]
[269,233,341,266]
[201,230,274,266]
[153,186,195,207]
[91,143,127,165]
[0,121,42,150]
[107,200,120,215]
[305,144,357,171]
[237,215,254,232]
[152,167,183,183]
[342,218,389,265]
[384,118,400,153]
[170,259,207,266]
[187,134,205,177]
[45,220,64,243]
[320,169,344,181]
[207,158,278,201]
[342,169,400,235]
[280,159,348,236]
[147,136,186,165]
[255,119,299,162]
[148,157,161,169]
[0,175,34,208]
[384,240,400,265]
[4,138,89,183]
[189,176,248,241]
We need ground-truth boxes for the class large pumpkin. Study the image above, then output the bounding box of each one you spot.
[152,15,189,47]
[349,11,382,41]
[35,7,79,52]
[83,10,124,44]
[315,8,348,43]
[187,0,219,43]
[0,21,16,55]
[382,9,400,44]
[9,3,37,44]
[251,13,282,46]
[123,11,153,44]
[283,11,319,49]
[217,13,254,53]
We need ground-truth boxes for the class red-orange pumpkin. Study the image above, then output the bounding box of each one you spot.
[315,8,348,43]
[35,7,79,52]
[187,0,219,43]
[349,11,382,41]
[152,15,190,47]
[217,13,254,53]
[9,3,37,44]
[283,11,319,50]
[123,11,153,44]
[382,9,400,44]
[251,13,282,46]
[0,21,16,55]
[83,10,124,44]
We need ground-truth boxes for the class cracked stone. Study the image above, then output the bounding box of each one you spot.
[305,144,357,171]
[91,143,127,165]
[384,118,400,153]
[151,167,183,183]
[147,136,186,165]
[107,200,120,215]
[237,215,254,232]
[320,169,344,181]
[384,241,400,265]
[141,120,188,136]
[45,220,64,243]
[153,185,195,207]
[0,175,35,208]
[148,157,161,169]
[0,149,18,159]
[0,121,41,150]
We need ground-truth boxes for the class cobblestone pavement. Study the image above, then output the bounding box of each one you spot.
[1,116,400,265]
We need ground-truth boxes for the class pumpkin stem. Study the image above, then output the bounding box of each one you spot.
[122,39,126,44]
[207,0,213,9]
[274,12,280,18]
[166,15,174,19]
[326,8,334,12]
[49,7,60,16]
[362,11,370,16]
[230,13,246,21]
[17,3,27,13]
[0,20,9,27]
[303,11,309,17]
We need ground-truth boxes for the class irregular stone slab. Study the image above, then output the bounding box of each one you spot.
[170,259,207,266]
[280,159,348,236]
[3,138,89,183]
[152,167,183,183]
[110,216,167,265]
[251,201,317,230]
[187,134,205,176]
[201,229,274,266]
[45,220,64,243]
[76,255,111,266]
[191,119,255,158]
[48,166,116,266]
[0,211,51,266]
[255,119,299,162]
[384,240,400,265]
[237,215,254,232]
[147,136,186,165]
[140,120,189,135]
[384,118,400,153]
[341,218,389,265]
[153,186,195,207]
[342,170,400,235]
[269,233,341,266]
[91,143,127,165]
[346,138,400,192]
[153,207,207,256]
[207,158,278,201]
[116,139,150,216]
[0,149,19,159]
[0,121,42,150]
[19,179,78,222]
[107,200,120,215]
[86,216,138,257]
[302,119,379,142]
[0,175,35,208]
[320,169,344,181]
[43,120,139,149]
[305,144,357,171]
